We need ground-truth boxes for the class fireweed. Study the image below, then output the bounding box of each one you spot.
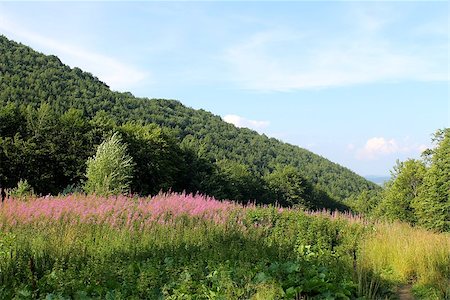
[0,193,239,230]
[0,193,448,299]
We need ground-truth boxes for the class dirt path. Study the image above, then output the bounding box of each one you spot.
[397,284,414,300]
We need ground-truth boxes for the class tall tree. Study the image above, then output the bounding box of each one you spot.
[215,160,268,203]
[375,159,426,224]
[54,108,93,188]
[119,122,184,195]
[414,129,450,232]
[265,165,313,208]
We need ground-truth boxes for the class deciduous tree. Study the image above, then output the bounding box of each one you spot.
[85,133,134,196]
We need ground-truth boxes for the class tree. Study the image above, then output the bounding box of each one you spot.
[85,133,134,196]
[375,159,426,224]
[265,165,313,208]
[119,122,185,195]
[215,160,268,203]
[346,190,380,216]
[54,108,93,188]
[414,129,450,232]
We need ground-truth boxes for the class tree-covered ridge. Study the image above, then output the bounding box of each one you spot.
[0,35,378,205]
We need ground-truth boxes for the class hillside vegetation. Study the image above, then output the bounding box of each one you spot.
[0,35,378,209]
[1,193,449,299]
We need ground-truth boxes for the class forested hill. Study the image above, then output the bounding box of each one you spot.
[0,35,379,206]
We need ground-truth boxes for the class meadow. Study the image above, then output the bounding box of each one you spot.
[0,193,449,299]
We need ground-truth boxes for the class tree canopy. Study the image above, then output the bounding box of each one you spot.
[413,129,450,231]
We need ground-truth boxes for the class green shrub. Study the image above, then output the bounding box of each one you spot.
[9,179,34,199]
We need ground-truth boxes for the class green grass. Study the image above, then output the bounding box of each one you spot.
[0,194,449,299]
[0,219,356,299]
[358,222,450,299]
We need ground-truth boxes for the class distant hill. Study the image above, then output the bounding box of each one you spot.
[365,176,390,186]
[0,35,379,207]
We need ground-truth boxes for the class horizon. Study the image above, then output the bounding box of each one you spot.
[0,2,448,177]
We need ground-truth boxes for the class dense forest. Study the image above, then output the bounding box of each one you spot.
[0,35,379,209]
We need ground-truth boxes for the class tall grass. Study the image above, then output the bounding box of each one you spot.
[1,193,449,299]
[0,193,361,299]
[359,222,450,299]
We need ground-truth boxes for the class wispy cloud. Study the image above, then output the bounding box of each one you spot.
[354,137,427,160]
[414,19,449,37]
[223,114,270,131]
[224,9,448,92]
[0,14,150,91]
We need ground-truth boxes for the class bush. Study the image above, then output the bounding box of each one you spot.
[9,179,34,199]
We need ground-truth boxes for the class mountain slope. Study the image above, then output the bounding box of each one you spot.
[0,35,379,202]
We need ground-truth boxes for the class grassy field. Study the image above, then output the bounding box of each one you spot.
[0,193,449,299]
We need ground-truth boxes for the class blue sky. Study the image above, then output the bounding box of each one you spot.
[0,1,448,176]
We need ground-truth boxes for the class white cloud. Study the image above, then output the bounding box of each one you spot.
[223,114,270,131]
[223,11,448,92]
[0,15,150,91]
[357,137,402,159]
[355,137,427,160]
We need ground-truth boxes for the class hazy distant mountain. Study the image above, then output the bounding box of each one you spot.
[365,176,390,186]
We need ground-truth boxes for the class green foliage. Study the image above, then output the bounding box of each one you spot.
[265,165,313,208]
[9,179,34,199]
[413,129,450,232]
[215,160,268,203]
[346,190,380,216]
[2,193,449,299]
[119,122,184,195]
[85,133,135,196]
[0,202,365,300]
[376,159,426,224]
[0,102,94,195]
[373,128,450,232]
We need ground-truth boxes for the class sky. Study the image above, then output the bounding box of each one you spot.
[0,1,448,177]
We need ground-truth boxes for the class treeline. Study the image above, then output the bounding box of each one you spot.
[347,129,450,232]
[0,35,447,228]
[0,102,346,209]
[0,35,379,206]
